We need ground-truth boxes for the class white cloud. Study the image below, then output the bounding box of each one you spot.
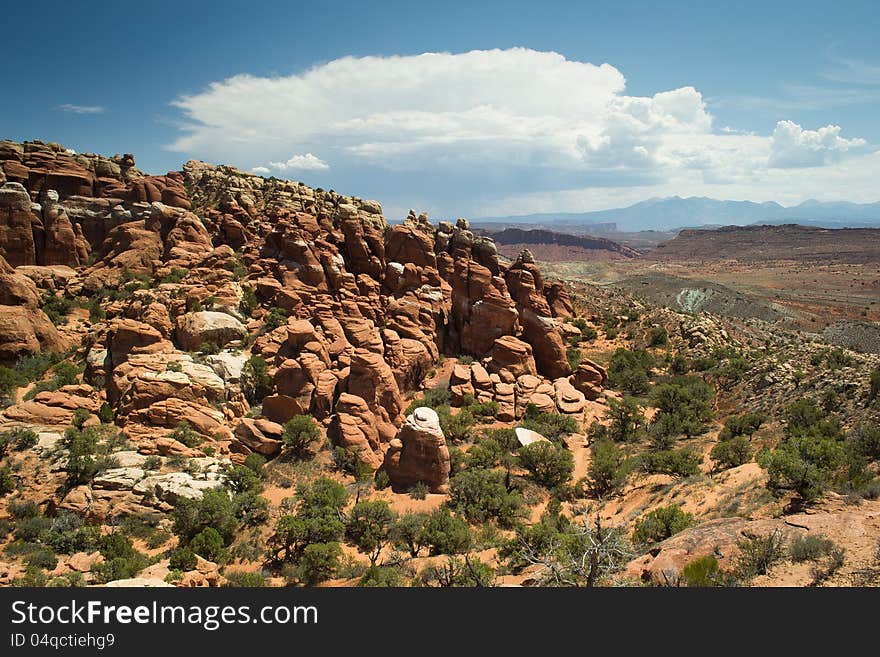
[769,120,867,168]
[58,104,104,114]
[250,166,271,175]
[167,48,876,216]
[268,153,329,171]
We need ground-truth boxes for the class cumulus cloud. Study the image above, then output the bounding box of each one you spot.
[769,120,867,168]
[58,103,104,114]
[268,153,330,171]
[250,166,270,175]
[167,48,875,216]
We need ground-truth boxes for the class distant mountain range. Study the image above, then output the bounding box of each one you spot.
[475,196,880,232]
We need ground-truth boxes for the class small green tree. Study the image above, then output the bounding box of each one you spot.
[419,507,472,555]
[605,396,643,442]
[188,527,228,564]
[632,505,694,545]
[281,415,321,460]
[710,435,751,470]
[587,438,627,497]
[345,500,396,565]
[449,468,523,527]
[296,542,342,585]
[518,441,574,489]
[240,355,273,404]
[391,513,428,557]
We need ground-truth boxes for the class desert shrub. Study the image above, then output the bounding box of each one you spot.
[646,326,668,347]
[518,441,574,489]
[42,294,73,326]
[232,490,270,527]
[358,565,403,587]
[521,404,578,443]
[789,534,836,562]
[419,507,472,555]
[97,402,115,424]
[169,546,197,571]
[160,267,189,285]
[13,515,52,542]
[171,489,238,545]
[757,403,847,501]
[87,298,106,323]
[266,478,347,565]
[374,469,390,490]
[710,436,751,470]
[92,533,149,583]
[345,500,396,565]
[3,427,38,451]
[465,438,505,469]
[735,530,786,579]
[449,468,522,527]
[847,423,880,463]
[224,570,267,587]
[391,513,428,557]
[26,547,58,571]
[608,348,654,395]
[43,513,100,554]
[0,365,18,399]
[170,421,201,448]
[239,286,259,318]
[588,438,628,497]
[189,527,228,564]
[0,467,16,495]
[436,407,476,443]
[281,415,321,460]
[719,412,766,441]
[71,408,92,430]
[682,555,731,587]
[648,376,714,440]
[199,341,221,355]
[415,556,495,587]
[409,481,429,499]
[637,448,701,478]
[8,499,40,520]
[143,456,162,470]
[413,385,451,411]
[264,307,288,331]
[632,505,693,545]
[566,347,583,371]
[604,396,644,442]
[466,399,499,420]
[222,464,263,495]
[23,360,81,401]
[62,426,120,488]
[240,355,273,404]
[294,542,342,586]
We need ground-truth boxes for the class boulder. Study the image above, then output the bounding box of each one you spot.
[382,407,450,493]
[485,335,538,378]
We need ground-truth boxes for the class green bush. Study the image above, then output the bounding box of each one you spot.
[171,489,238,545]
[638,448,701,478]
[92,533,149,583]
[391,513,428,557]
[264,307,289,331]
[223,464,263,495]
[42,294,73,326]
[646,326,668,347]
[0,366,18,398]
[588,438,628,497]
[169,546,197,571]
[419,507,472,555]
[758,432,846,502]
[566,347,583,371]
[449,468,522,527]
[632,505,693,545]
[682,555,726,587]
[437,407,476,443]
[266,478,347,565]
[735,530,786,579]
[281,415,321,459]
[409,481,429,500]
[357,565,403,587]
[240,355,273,404]
[26,547,58,571]
[231,490,270,527]
[521,404,578,443]
[710,435,751,470]
[189,527,228,564]
[789,534,836,562]
[604,397,644,442]
[648,376,714,440]
[239,286,259,318]
[295,542,342,585]
[608,348,654,395]
[518,441,574,489]
[97,402,115,424]
[719,412,766,441]
[224,570,267,587]
[0,467,16,495]
[62,426,120,488]
[3,427,38,451]
[345,500,396,565]
[415,556,495,587]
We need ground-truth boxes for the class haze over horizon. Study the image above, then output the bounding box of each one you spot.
[4,0,880,221]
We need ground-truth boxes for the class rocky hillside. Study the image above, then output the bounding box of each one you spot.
[1,139,878,589]
[650,224,880,263]
[474,227,641,261]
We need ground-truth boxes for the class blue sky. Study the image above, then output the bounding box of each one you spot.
[4,0,880,219]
